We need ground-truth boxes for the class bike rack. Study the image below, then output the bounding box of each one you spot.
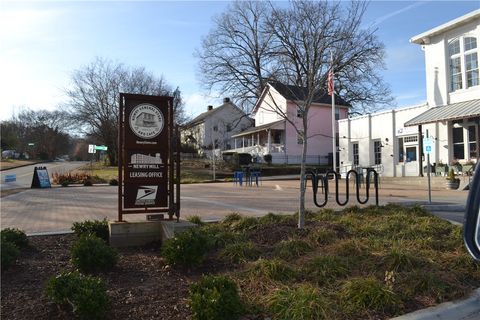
[306,169,379,208]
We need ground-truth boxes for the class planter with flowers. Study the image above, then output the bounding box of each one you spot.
[445,168,460,190]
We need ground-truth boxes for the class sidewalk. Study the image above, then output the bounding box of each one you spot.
[0,178,468,235]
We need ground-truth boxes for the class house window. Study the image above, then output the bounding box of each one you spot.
[468,125,477,159]
[449,36,479,91]
[213,125,218,132]
[403,136,418,143]
[226,124,232,132]
[452,125,465,160]
[373,140,382,165]
[297,106,304,118]
[335,108,340,120]
[297,131,304,144]
[352,143,359,166]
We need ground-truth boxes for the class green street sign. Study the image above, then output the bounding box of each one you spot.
[95,145,108,151]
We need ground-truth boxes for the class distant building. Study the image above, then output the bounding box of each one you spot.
[226,81,350,164]
[181,98,254,156]
[339,9,479,177]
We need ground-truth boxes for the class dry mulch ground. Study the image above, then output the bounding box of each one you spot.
[1,234,193,320]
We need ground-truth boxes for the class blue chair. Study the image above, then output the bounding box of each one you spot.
[233,171,244,186]
[249,171,261,186]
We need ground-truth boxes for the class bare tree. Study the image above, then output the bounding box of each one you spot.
[65,57,187,165]
[198,0,390,228]
[2,109,73,160]
[195,1,277,112]
[269,1,390,228]
[196,0,391,115]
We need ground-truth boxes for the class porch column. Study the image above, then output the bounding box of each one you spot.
[234,138,237,149]
[267,129,272,153]
[257,133,260,146]
[242,137,245,152]
[418,125,423,177]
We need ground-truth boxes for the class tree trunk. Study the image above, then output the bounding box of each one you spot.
[298,124,308,229]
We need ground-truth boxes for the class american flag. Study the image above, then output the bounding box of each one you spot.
[327,67,334,96]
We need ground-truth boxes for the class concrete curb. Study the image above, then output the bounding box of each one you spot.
[391,288,480,320]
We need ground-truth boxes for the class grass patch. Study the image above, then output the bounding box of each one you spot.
[181,205,480,320]
[247,259,297,282]
[219,242,260,264]
[274,239,312,260]
[266,284,332,320]
[303,255,349,284]
[340,277,400,315]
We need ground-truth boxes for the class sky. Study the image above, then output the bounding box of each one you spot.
[0,0,479,122]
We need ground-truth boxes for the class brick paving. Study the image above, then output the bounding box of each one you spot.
[0,177,469,235]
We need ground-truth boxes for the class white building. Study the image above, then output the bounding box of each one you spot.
[181,98,254,156]
[339,9,480,177]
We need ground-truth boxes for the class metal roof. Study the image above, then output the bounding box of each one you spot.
[231,120,285,138]
[404,99,480,126]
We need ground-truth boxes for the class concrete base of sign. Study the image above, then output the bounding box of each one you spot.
[108,220,197,248]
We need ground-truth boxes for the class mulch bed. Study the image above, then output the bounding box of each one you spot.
[1,234,194,320]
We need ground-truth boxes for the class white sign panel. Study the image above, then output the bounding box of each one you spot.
[423,138,435,155]
[88,144,96,154]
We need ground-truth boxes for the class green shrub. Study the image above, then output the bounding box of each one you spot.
[267,284,331,320]
[83,180,93,186]
[46,270,110,320]
[274,239,312,260]
[187,215,205,226]
[108,178,118,186]
[340,277,400,314]
[263,154,272,165]
[1,241,20,270]
[61,181,69,187]
[304,255,349,284]
[161,228,210,267]
[71,235,118,274]
[249,259,296,282]
[190,275,243,320]
[72,219,109,243]
[219,242,260,264]
[1,228,28,248]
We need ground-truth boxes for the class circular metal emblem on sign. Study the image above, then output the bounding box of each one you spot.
[129,103,164,139]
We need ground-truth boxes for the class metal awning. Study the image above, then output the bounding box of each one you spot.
[405,99,480,126]
[231,120,285,138]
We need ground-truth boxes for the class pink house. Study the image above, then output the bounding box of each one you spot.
[229,81,350,164]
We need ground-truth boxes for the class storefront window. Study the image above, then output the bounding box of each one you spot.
[452,126,465,159]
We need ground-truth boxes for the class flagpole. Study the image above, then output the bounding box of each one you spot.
[330,52,336,173]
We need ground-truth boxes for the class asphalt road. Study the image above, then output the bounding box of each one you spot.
[0,161,87,190]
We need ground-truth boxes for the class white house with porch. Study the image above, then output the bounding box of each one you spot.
[339,9,479,177]
[227,81,350,164]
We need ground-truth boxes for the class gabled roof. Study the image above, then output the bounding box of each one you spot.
[270,81,350,106]
[253,81,351,114]
[183,101,247,129]
[404,99,480,126]
[410,9,480,45]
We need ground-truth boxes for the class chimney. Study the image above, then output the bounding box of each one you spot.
[223,97,230,103]
[207,105,213,111]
